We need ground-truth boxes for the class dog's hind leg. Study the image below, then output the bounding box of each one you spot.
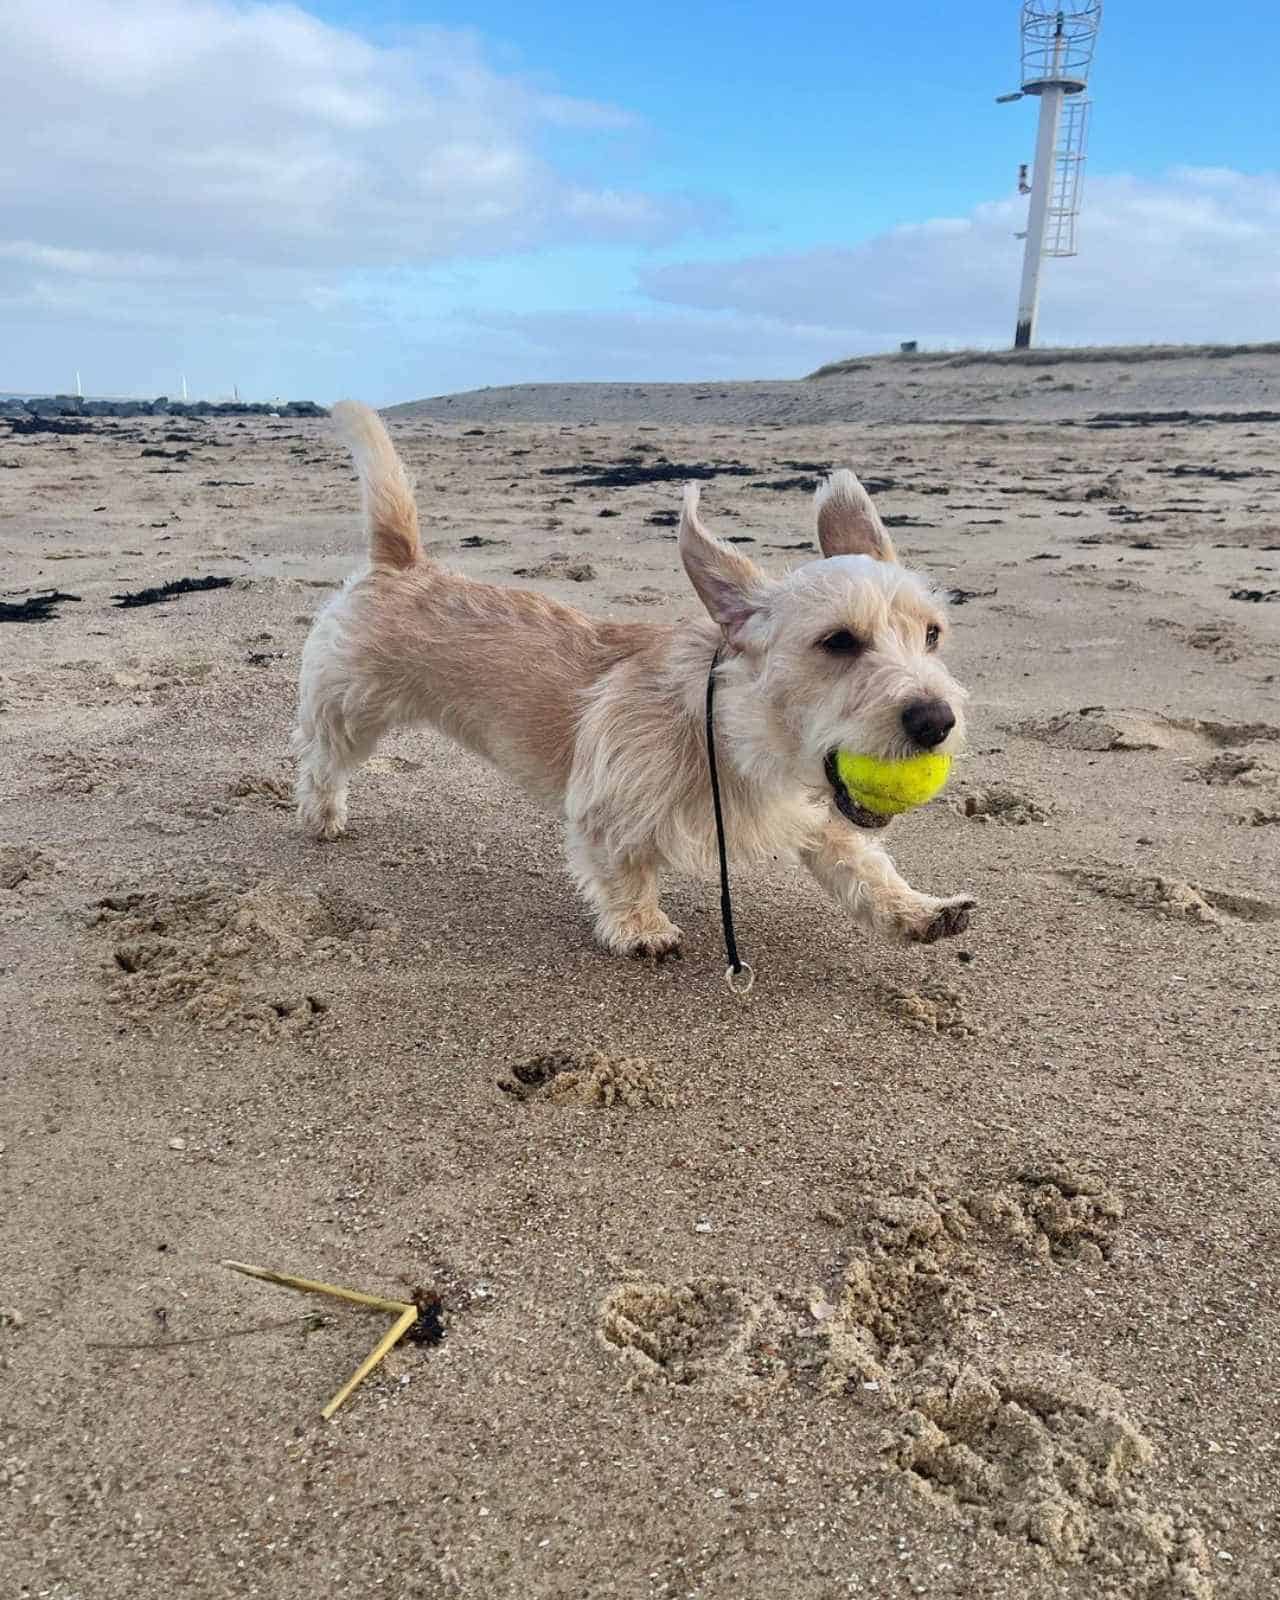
[293,662,394,841]
[565,825,683,958]
[294,711,373,842]
[292,401,429,840]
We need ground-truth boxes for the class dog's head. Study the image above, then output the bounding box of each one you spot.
[679,470,967,812]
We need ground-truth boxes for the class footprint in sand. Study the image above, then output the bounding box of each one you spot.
[89,877,395,1036]
[1150,619,1245,664]
[600,1172,1212,1596]
[34,751,113,796]
[498,1049,673,1108]
[887,984,978,1038]
[1192,750,1280,790]
[968,1162,1123,1264]
[1060,867,1278,926]
[888,1354,1212,1595]
[957,785,1052,825]
[1013,707,1280,756]
[600,1278,781,1391]
[228,771,293,809]
[0,845,56,892]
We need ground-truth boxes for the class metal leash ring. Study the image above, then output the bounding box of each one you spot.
[724,962,755,997]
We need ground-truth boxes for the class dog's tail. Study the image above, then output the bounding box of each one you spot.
[331,400,423,570]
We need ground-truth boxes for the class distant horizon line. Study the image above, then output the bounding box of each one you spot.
[5,338,1280,409]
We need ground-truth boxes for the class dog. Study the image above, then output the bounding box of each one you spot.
[293,402,974,959]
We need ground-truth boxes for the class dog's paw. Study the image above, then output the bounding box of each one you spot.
[297,802,348,842]
[633,939,683,963]
[903,895,977,945]
[599,910,684,961]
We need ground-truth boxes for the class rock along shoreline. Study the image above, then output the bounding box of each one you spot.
[0,393,327,420]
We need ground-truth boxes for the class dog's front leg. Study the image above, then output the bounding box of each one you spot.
[565,823,683,958]
[799,821,975,944]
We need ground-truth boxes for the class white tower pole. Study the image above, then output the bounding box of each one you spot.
[1014,82,1064,348]
[1006,6,1100,350]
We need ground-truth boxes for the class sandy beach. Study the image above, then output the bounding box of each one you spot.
[3,349,1279,1599]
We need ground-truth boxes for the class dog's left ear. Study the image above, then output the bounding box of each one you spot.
[814,469,898,563]
[679,485,770,648]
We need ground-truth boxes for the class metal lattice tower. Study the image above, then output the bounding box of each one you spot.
[999,4,1102,348]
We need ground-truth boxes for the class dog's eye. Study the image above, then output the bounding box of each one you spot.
[925,624,941,651]
[819,629,864,656]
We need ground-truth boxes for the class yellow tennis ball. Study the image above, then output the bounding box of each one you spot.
[831,750,952,816]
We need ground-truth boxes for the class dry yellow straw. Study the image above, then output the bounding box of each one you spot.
[222,1259,419,1421]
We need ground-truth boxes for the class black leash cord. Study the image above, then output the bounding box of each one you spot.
[705,645,755,994]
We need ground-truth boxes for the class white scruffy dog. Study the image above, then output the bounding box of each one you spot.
[294,403,974,959]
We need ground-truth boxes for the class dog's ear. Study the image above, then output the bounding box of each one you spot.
[814,469,897,563]
[679,485,769,647]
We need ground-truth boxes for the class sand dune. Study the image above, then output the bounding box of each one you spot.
[390,345,1280,428]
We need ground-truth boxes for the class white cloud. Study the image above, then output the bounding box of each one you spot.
[0,242,173,279]
[640,168,1280,350]
[1,0,700,283]
[1,0,724,396]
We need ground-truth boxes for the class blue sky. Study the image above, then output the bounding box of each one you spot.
[315,0,1264,243]
[2,1,1277,401]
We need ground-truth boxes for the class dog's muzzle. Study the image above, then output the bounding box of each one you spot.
[824,751,891,830]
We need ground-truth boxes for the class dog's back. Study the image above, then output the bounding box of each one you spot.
[293,404,667,837]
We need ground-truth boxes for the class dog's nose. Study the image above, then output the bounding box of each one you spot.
[902,698,955,750]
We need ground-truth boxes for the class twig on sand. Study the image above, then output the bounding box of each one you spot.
[222,1259,419,1420]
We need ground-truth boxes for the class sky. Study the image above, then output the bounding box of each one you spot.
[3,0,1278,403]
